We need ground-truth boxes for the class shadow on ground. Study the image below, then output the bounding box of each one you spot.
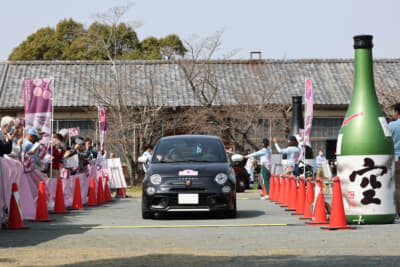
[0,197,124,247]
[151,210,265,220]
[0,223,99,248]
[51,254,400,267]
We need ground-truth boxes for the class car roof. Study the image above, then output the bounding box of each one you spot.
[158,135,222,142]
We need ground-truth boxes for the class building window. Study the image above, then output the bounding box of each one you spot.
[310,118,343,156]
[53,120,96,139]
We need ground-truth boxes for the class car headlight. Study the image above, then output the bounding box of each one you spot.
[150,174,162,185]
[215,173,228,185]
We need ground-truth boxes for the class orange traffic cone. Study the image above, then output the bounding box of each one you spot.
[269,174,276,201]
[34,181,53,222]
[292,176,306,216]
[117,188,126,198]
[7,183,29,230]
[97,177,106,204]
[262,183,267,198]
[300,177,314,220]
[285,176,298,212]
[104,177,113,202]
[321,177,356,231]
[53,178,69,214]
[87,177,98,206]
[280,176,290,208]
[267,173,274,201]
[306,177,328,225]
[276,175,286,205]
[72,177,84,210]
[271,174,280,202]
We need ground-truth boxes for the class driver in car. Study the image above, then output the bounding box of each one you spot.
[168,148,182,162]
[201,145,218,161]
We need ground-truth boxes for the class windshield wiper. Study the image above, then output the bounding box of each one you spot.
[154,159,220,163]
[179,159,215,163]
[153,160,169,163]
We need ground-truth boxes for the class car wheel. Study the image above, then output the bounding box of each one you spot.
[225,197,237,218]
[142,204,153,219]
[236,172,248,192]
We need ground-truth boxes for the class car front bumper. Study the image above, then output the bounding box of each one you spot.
[142,188,235,212]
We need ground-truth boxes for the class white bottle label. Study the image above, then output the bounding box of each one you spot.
[378,117,392,137]
[337,154,395,216]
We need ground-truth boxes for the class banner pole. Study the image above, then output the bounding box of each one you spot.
[303,78,307,178]
[50,77,54,178]
[98,106,101,150]
[0,152,7,225]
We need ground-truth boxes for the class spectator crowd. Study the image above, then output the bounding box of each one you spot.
[0,116,109,177]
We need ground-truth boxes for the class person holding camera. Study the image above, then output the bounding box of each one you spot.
[0,116,16,157]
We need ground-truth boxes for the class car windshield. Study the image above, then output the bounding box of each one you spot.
[152,138,227,163]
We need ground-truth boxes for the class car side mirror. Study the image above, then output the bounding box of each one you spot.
[231,154,244,162]
[138,156,148,164]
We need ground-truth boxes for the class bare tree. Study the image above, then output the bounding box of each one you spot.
[177,31,291,152]
[68,3,170,185]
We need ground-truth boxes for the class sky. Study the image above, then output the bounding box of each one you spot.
[1,0,399,60]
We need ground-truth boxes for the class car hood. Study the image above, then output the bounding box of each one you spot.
[149,162,231,178]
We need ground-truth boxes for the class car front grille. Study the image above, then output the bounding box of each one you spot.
[169,187,206,192]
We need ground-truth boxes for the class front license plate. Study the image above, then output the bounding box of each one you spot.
[178,194,199,204]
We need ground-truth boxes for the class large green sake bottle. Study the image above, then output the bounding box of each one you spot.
[336,35,395,224]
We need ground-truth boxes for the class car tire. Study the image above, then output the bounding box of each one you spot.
[142,205,153,219]
[142,210,153,219]
[225,197,237,218]
[236,172,248,192]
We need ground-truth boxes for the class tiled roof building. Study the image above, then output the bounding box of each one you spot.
[0,59,399,109]
[0,59,398,156]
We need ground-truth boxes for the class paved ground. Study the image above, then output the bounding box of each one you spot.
[0,191,400,266]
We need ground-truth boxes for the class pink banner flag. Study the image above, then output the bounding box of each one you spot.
[298,79,313,161]
[23,78,53,172]
[99,107,107,151]
[23,78,52,140]
[68,127,80,137]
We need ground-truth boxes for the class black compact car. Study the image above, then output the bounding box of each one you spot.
[140,135,237,219]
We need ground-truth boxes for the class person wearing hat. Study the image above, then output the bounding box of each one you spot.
[22,128,42,167]
[245,138,272,199]
[22,128,41,151]
[273,136,301,176]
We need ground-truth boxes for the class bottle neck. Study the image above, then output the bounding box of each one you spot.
[353,48,375,94]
